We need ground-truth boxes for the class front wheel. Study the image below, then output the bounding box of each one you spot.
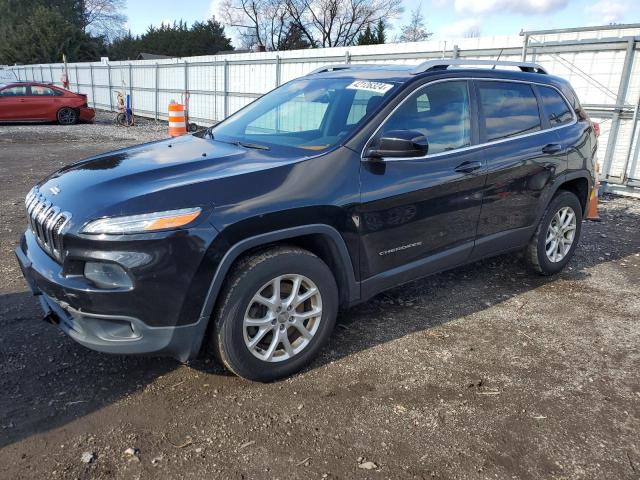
[525,190,583,275]
[211,246,338,381]
[116,112,134,126]
[57,107,78,125]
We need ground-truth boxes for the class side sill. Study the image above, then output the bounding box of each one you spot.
[360,242,473,302]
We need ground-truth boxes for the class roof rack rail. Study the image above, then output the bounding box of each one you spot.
[411,59,548,75]
[307,64,380,75]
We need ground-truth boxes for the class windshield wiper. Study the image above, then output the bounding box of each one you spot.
[235,141,270,151]
[207,135,271,151]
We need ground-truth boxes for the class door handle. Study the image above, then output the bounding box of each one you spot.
[542,143,562,154]
[454,160,482,174]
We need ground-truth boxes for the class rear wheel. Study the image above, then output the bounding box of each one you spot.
[57,107,78,125]
[211,246,338,381]
[525,190,582,275]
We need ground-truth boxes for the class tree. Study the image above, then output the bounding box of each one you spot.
[107,17,233,60]
[376,19,386,44]
[357,24,377,46]
[0,0,106,64]
[106,30,138,59]
[190,18,235,54]
[218,0,401,49]
[286,0,402,48]
[81,0,127,42]
[398,6,431,43]
[219,0,292,50]
[278,22,312,50]
[357,20,386,46]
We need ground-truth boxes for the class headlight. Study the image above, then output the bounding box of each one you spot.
[81,207,202,235]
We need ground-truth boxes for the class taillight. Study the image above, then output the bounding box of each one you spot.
[592,121,600,138]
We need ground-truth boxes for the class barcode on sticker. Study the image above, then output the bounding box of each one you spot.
[346,80,393,94]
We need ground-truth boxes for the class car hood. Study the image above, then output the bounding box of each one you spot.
[34,134,308,229]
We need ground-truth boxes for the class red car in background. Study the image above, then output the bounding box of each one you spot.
[0,82,95,125]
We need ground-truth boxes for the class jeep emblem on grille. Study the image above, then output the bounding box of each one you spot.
[49,186,61,195]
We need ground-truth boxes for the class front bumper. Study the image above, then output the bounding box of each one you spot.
[35,291,202,360]
[14,227,215,361]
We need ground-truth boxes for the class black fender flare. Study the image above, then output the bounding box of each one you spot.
[186,224,359,358]
[545,171,593,216]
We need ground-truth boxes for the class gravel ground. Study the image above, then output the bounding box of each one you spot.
[0,114,639,479]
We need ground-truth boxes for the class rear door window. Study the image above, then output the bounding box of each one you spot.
[30,86,59,96]
[477,81,541,142]
[537,85,574,126]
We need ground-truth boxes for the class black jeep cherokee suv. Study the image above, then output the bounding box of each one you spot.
[16,60,597,381]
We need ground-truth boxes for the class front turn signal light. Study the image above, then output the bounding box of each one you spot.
[81,207,202,235]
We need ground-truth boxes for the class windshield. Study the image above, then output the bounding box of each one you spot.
[211,77,397,153]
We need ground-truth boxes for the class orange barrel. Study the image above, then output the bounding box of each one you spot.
[168,102,187,136]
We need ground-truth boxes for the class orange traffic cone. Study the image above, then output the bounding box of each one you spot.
[585,184,600,221]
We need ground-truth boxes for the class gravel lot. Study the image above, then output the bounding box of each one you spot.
[1,113,639,479]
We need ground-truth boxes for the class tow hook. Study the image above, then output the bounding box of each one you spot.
[42,311,60,325]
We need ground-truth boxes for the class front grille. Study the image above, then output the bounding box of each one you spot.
[25,189,71,262]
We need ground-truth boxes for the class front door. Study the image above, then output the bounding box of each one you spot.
[358,79,486,297]
[0,84,30,120]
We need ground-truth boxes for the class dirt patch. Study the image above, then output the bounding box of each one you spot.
[0,118,639,479]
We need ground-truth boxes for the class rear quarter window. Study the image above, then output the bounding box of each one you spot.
[537,85,574,126]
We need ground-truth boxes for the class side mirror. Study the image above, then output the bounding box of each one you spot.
[365,130,428,160]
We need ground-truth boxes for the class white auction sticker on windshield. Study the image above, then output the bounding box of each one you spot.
[346,80,393,94]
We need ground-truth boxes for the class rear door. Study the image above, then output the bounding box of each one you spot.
[358,79,486,295]
[27,85,61,119]
[471,79,567,258]
[0,85,29,120]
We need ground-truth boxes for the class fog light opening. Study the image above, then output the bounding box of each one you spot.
[84,261,133,289]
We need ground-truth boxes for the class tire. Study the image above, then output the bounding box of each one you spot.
[116,112,134,126]
[57,107,78,125]
[211,246,338,381]
[525,190,583,275]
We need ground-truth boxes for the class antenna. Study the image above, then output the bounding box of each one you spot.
[492,49,505,69]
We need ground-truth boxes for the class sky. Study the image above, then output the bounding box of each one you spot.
[124,0,640,43]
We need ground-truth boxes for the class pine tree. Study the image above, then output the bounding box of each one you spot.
[278,22,312,50]
[0,0,105,63]
[107,17,233,59]
[356,24,377,46]
[376,19,386,44]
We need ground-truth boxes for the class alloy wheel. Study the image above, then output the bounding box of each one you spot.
[58,108,77,125]
[545,206,577,262]
[243,274,323,362]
